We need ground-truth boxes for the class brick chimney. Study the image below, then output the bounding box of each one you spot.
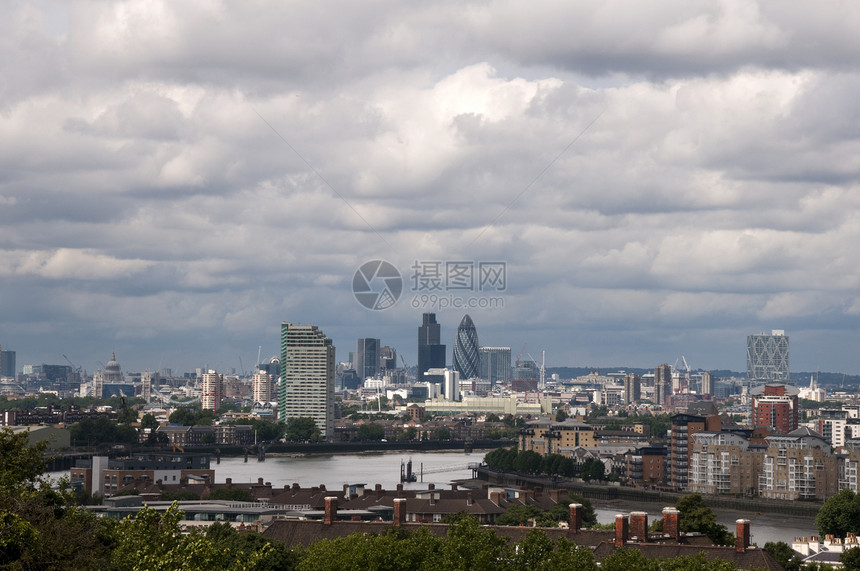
[467,492,473,507]
[226,477,232,487]
[396,483,403,493]
[630,511,648,541]
[615,513,629,547]
[428,483,435,490]
[324,496,338,525]
[736,519,750,553]
[662,507,680,541]
[394,498,406,527]
[451,483,458,491]
[569,503,582,532]
[258,478,264,485]
[490,491,502,505]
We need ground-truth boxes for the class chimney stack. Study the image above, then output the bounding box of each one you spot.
[324,496,338,525]
[451,483,458,491]
[662,507,680,541]
[736,519,750,553]
[569,503,582,533]
[630,511,648,541]
[467,492,473,506]
[615,513,629,547]
[394,498,406,527]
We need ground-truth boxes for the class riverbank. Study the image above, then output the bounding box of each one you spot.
[475,467,823,518]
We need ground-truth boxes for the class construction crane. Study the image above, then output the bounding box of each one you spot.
[400,354,410,383]
[516,343,527,367]
[673,356,692,393]
[62,354,82,374]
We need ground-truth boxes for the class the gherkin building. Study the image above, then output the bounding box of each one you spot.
[453,314,480,379]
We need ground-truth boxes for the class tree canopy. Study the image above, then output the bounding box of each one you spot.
[817,488,860,538]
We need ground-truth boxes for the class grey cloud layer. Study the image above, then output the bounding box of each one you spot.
[2,1,859,373]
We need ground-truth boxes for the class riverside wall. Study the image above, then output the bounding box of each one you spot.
[476,467,822,518]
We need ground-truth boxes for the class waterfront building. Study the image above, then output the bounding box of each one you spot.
[201,370,224,412]
[452,314,480,381]
[625,446,666,485]
[478,347,511,387]
[355,338,380,380]
[417,313,446,383]
[280,322,335,440]
[71,453,213,497]
[747,330,790,383]
[519,417,597,456]
[688,432,764,496]
[751,383,799,432]
[759,427,837,501]
[668,412,721,490]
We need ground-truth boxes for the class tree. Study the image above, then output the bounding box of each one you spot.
[843,546,860,571]
[817,488,860,538]
[438,514,510,570]
[168,407,197,426]
[764,541,802,571]
[285,417,319,441]
[434,427,452,440]
[675,494,734,546]
[356,423,385,441]
[555,409,568,422]
[399,426,418,440]
[141,413,160,431]
[0,428,113,568]
[209,488,254,502]
[579,457,606,481]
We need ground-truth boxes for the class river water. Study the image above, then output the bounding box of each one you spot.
[54,450,818,546]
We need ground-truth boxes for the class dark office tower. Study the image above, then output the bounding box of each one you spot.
[655,364,672,405]
[418,313,446,381]
[0,346,15,378]
[453,314,480,380]
[355,338,380,380]
[623,373,641,404]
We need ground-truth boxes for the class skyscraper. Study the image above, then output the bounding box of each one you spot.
[747,330,790,383]
[252,370,273,403]
[453,314,480,380]
[280,322,335,440]
[0,346,15,379]
[655,364,672,405]
[479,347,511,387]
[417,313,446,381]
[201,370,223,412]
[623,373,641,404]
[355,338,380,380]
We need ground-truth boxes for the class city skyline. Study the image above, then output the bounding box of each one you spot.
[4,4,860,376]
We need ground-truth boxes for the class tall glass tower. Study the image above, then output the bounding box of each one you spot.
[453,314,480,380]
[280,322,335,440]
[747,330,790,383]
[418,313,446,382]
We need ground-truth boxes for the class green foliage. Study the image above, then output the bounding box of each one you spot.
[579,457,606,481]
[0,428,113,568]
[285,417,320,441]
[843,546,860,571]
[513,450,543,474]
[541,454,574,477]
[496,493,597,529]
[70,417,139,446]
[399,426,418,440]
[439,514,510,570]
[434,427,452,440]
[484,446,518,471]
[555,409,568,422]
[764,541,802,571]
[209,488,254,502]
[356,423,385,441]
[817,488,860,538]
[675,494,734,546]
[141,413,160,431]
[117,406,138,424]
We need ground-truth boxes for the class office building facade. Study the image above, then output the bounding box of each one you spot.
[479,347,511,387]
[417,313,446,382]
[253,370,274,403]
[747,330,790,382]
[355,338,380,380]
[452,314,480,380]
[0,347,15,378]
[655,364,672,405]
[280,322,335,440]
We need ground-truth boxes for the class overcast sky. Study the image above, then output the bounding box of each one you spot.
[3,1,860,376]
